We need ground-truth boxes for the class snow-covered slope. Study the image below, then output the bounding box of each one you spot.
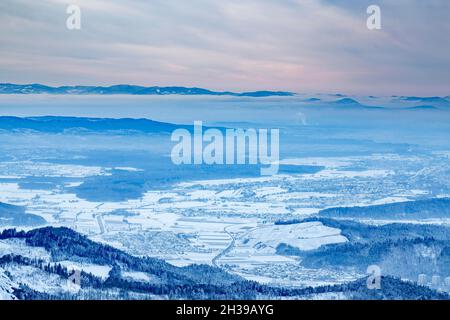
[240,221,347,254]
[0,268,16,300]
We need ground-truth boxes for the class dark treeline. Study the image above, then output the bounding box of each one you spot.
[318,197,450,219]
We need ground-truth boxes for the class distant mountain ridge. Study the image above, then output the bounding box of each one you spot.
[331,98,384,109]
[0,83,294,97]
[0,116,189,134]
[399,96,449,104]
[395,96,450,108]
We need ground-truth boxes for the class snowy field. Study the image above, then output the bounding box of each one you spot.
[1,151,449,285]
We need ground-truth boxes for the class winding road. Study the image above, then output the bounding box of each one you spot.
[211,225,236,268]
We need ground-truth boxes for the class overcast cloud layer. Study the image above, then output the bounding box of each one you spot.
[1,0,449,95]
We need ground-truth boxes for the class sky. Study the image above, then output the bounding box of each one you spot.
[0,0,449,95]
